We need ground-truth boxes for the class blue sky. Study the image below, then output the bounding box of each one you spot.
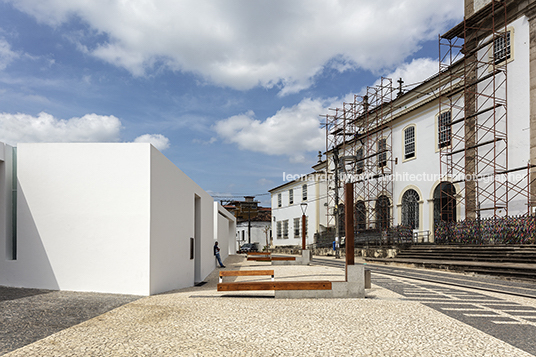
[0,0,463,205]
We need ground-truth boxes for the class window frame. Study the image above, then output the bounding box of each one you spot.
[294,217,300,238]
[491,28,514,65]
[401,189,420,230]
[356,147,364,174]
[276,221,282,239]
[377,137,387,168]
[403,125,416,161]
[437,110,452,150]
[302,184,307,201]
[277,193,282,208]
[289,189,294,205]
[282,220,289,239]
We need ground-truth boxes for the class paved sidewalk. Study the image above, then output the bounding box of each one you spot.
[3,255,534,356]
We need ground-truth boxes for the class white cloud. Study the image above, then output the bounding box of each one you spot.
[6,0,463,94]
[214,99,326,163]
[0,112,122,145]
[133,133,170,151]
[213,56,448,161]
[0,37,19,70]
[257,178,274,187]
[368,57,440,94]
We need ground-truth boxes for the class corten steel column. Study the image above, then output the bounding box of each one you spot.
[302,214,306,249]
[300,202,308,250]
[345,182,354,280]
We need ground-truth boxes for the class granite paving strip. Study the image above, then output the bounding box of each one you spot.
[0,287,141,355]
[2,255,533,357]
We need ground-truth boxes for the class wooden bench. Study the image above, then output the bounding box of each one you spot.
[247,252,271,256]
[218,269,274,283]
[247,256,296,261]
[217,281,332,291]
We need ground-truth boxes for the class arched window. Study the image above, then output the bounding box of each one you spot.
[375,196,390,230]
[355,201,366,230]
[401,189,419,229]
[433,182,456,225]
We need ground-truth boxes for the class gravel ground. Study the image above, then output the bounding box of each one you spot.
[2,255,533,357]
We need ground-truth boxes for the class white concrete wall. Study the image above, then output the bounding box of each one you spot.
[149,146,215,294]
[3,143,151,295]
[214,202,236,260]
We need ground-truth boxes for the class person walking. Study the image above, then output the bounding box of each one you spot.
[214,241,225,268]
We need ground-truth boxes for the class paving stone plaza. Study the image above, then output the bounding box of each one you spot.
[2,255,536,356]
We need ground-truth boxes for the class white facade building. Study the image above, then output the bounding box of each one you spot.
[324,0,536,241]
[0,142,235,296]
[269,162,327,247]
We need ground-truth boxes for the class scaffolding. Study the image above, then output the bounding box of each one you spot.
[438,0,535,223]
[324,78,395,235]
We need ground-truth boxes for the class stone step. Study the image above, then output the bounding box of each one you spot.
[364,245,536,280]
[394,255,536,264]
[396,252,536,258]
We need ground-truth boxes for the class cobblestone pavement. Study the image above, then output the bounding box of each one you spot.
[2,255,535,356]
[0,287,141,355]
[315,256,536,355]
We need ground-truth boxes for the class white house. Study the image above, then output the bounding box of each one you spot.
[0,142,235,296]
[236,220,271,249]
[324,0,536,242]
[269,161,327,247]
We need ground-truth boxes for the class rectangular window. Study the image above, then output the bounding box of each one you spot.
[302,184,307,201]
[289,189,294,205]
[294,218,300,237]
[404,126,415,160]
[11,148,17,260]
[190,238,194,260]
[356,147,364,174]
[494,31,511,65]
[378,138,387,167]
[277,193,282,207]
[276,221,282,239]
[438,111,452,149]
[283,220,289,239]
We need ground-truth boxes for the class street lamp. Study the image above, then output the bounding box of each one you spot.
[300,202,308,250]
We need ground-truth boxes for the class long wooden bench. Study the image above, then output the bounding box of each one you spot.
[218,269,274,283]
[217,281,332,291]
[247,252,271,255]
[247,256,296,261]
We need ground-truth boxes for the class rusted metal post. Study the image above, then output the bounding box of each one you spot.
[301,214,306,249]
[345,182,354,280]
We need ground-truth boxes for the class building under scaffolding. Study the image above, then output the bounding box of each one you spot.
[324,0,536,242]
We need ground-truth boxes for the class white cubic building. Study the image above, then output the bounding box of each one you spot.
[0,142,235,296]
